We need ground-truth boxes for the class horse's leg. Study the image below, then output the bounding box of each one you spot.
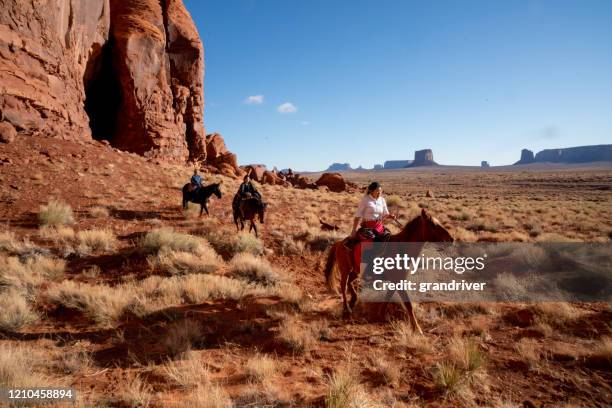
[252,220,258,237]
[340,273,351,318]
[399,290,423,334]
[347,272,359,311]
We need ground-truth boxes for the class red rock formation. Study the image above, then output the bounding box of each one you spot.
[0,0,219,164]
[0,0,110,139]
[261,170,290,187]
[316,172,347,193]
[243,165,267,182]
[203,133,242,178]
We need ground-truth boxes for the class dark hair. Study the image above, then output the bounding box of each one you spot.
[367,181,381,193]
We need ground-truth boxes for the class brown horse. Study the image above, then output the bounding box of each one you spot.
[233,196,267,237]
[323,209,453,332]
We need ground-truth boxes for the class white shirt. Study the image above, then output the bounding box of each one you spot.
[355,194,389,221]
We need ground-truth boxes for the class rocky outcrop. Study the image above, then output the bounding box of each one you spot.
[261,170,290,187]
[326,163,352,171]
[315,172,357,193]
[0,0,222,164]
[514,149,535,165]
[514,145,612,165]
[481,161,490,168]
[384,160,412,169]
[203,133,242,178]
[243,165,267,182]
[409,149,437,167]
[373,164,383,170]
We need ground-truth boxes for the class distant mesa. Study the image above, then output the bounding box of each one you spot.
[326,163,352,171]
[407,149,437,167]
[481,161,490,168]
[384,160,413,169]
[373,164,383,170]
[514,149,535,165]
[514,145,612,165]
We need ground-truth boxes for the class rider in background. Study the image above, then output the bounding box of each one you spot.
[190,169,203,192]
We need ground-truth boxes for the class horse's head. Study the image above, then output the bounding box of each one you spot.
[212,182,223,199]
[401,209,454,242]
[258,201,268,223]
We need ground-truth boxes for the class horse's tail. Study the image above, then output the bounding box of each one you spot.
[324,243,339,294]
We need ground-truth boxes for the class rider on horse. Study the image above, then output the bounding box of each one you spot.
[342,181,399,275]
[233,173,262,216]
[345,181,398,251]
[189,168,204,192]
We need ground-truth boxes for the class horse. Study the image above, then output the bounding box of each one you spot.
[323,208,453,333]
[182,182,223,216]
[233,196,267,237]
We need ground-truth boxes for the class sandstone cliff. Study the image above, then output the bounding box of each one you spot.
[408,149,437,167]
[0,0,221,166]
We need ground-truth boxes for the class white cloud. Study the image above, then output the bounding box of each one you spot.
[277,102,297,114]
[243,95,264,105]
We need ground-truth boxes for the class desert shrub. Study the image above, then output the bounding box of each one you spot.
[0,255,65,295]
[245,353,279,382]
[77,228,116,253]
[0,288,37,331]
[183,383,233,408]
[325,367,359,408]
[162,319,206,357]
[515,338,543,371]
[278,236,306,256]
[448,337,485,372]
[39,226,75,243]
[368,357,401,387]
[55,349,92,375]
[152,250,221,275]
[120,376,152,408]
[391,320,433,353]
[46,280,131,326]
[0,344,47,388]
[432,361,464,395]
[162,351,211,388]
[0,230,26,253]
[278,318,315,354]
[229,253,283,286]
[89,206,110,218]
[324,366,381,408]
[38,200,74,226]
[234,232,264,256]
[141,228,205,255]
[386,194,402,207]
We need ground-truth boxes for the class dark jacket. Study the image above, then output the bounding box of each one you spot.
[238,181,260,198]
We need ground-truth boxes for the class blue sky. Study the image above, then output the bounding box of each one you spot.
[184,0,612,171]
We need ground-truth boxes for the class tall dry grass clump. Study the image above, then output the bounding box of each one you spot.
[245,353,279,382]
[0,344,48,389]
[38,200,74,226]
[229,253,284,286]
[0,288,38,331]
[0,254,65,295]
[142,228,221,275]
[391,320,434,353]
[325,365,382,408]
[46,280,131,326]
[162,351,211,388]
[77,228,116,253]
[278,318,316,354]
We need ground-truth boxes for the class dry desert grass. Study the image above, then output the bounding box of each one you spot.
[0,139,610,407]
